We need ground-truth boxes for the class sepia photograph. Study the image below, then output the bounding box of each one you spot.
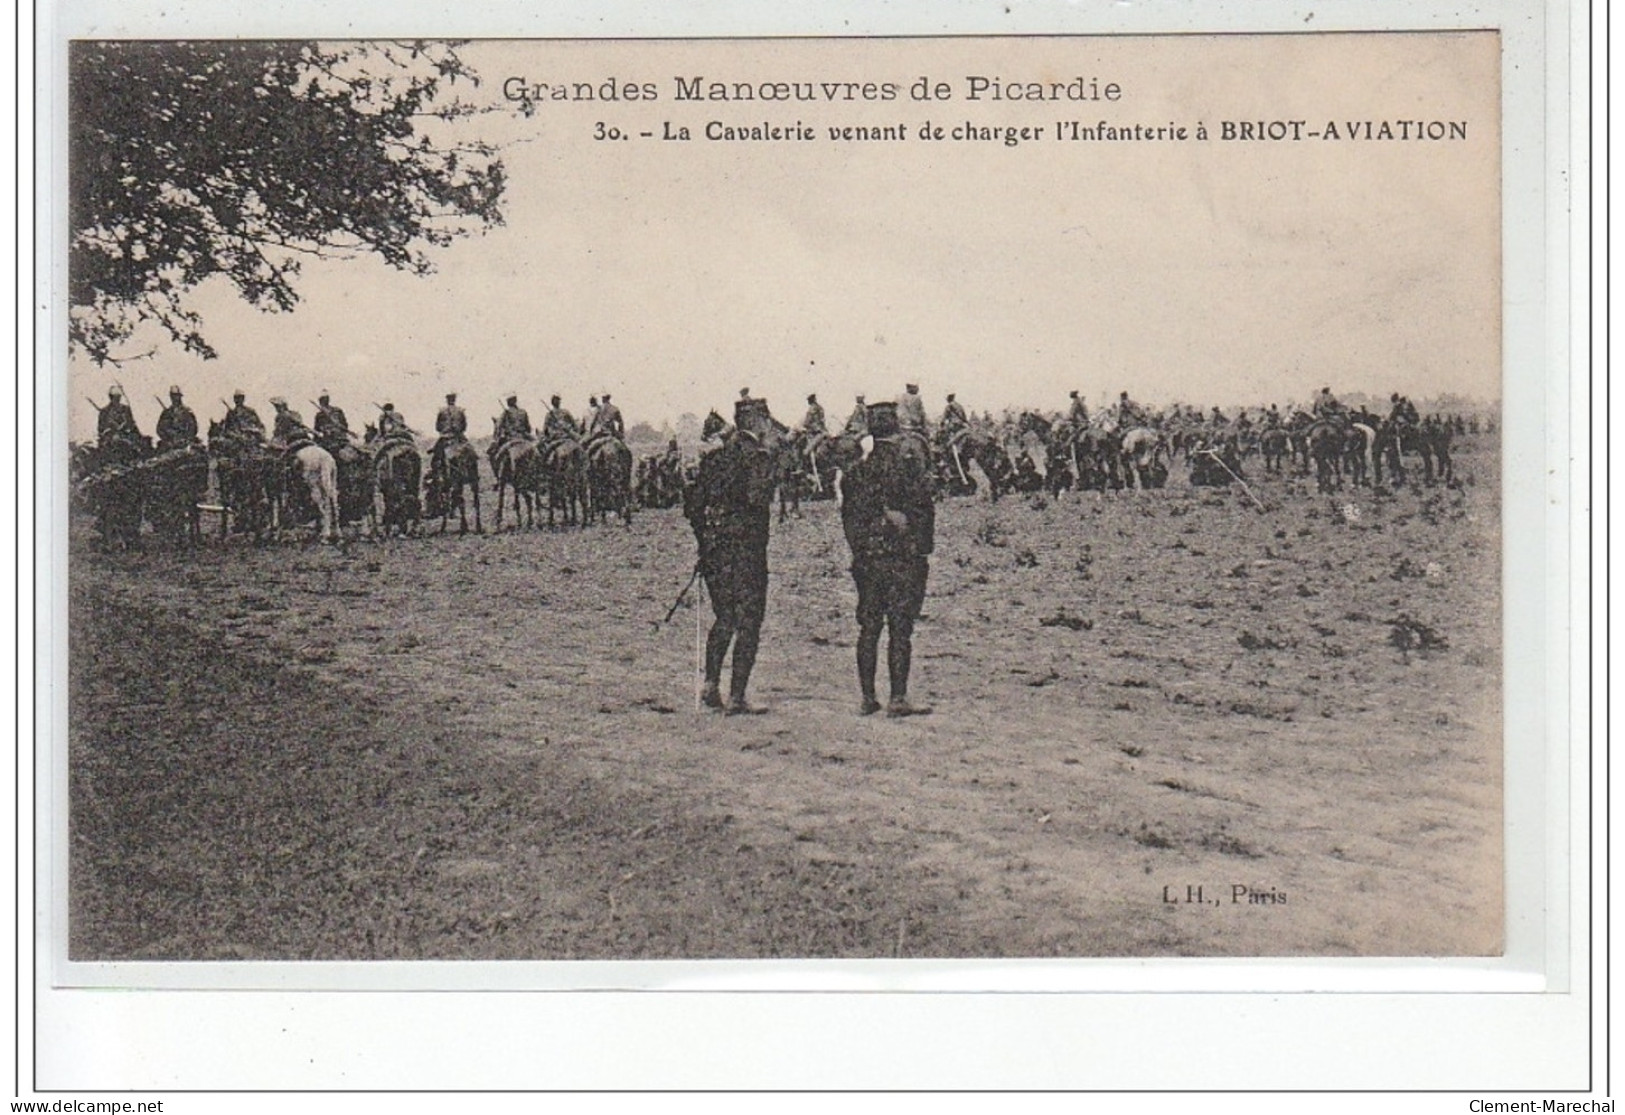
[60,31,1510,968]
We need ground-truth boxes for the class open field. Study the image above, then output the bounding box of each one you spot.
[68,441,1502,960]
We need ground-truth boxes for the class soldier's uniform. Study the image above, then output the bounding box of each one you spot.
[940,395,969,436]
[97,390,140,448]
[1117,392,1144,429]
[155,389,197,451]
[841,401,934,717]
[314,395,351,448]
[844,396,869,437]
[270,400,313,447]
[1313,388,1344,422]
[223,395,266,444]
[496,398,533,443]
[896,385,927,433]
[802,395,827,437]
[589,395,625,441]
[542,398,579,445]
[684,395,781,715]
[377,404,411,440]
[1067,391,1090,429]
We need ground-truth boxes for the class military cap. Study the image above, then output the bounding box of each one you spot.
[445,392,457,402]
[270,396,288,407]
[506,394,519,405]
[168,385,183,396]
[807,393,818,404]
[946,393,956,402]
[1069,390,1080,399]
[108,386,123,398]
[735,395,770,422]
[549,394,561,406]
[233,389,246,400]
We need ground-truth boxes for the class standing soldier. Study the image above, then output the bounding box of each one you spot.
[97,386,140,448]
[155,385,197,451]
[434,391,467,469]
[313,391,350,449]
[496,394,533,443]
[683,394,782,715]
[840,400,934,718]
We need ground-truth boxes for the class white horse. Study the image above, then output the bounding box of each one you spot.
[291,444,340,542]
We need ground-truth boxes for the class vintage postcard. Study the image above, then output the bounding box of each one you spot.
[36,5,1588,1094]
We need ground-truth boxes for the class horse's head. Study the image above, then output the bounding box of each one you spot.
[701,410,731,442]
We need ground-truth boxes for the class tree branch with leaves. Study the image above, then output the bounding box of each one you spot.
[70,40,507,364]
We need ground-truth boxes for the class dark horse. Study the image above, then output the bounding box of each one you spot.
[540,434,588,528]
[487,429,542,531]
[207,420,278,543]
[369,428,422,537]
[937,428,1016,500]
[144,443,210,546]
[72,434,151,550]
[585,434,634,526]
[424,438,483,534]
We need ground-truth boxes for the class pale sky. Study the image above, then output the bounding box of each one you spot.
[68,33,1501,441]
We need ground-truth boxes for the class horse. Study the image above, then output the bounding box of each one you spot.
[1343,422,1377,488]
[143,443,210,546]
[487,427,543,531]
[1119,427,1170,490]
[539,435,587,528]
[1017,412,1076,496]
[207,421,278,543]
[276,443,340,543]
[585,434,634,526]
[1304,419,1348,493]
[1259,426,1291,473]
[937,428,1016,500]
[424,438,484,535]
[72,435,150,550]
[369,428,422,537]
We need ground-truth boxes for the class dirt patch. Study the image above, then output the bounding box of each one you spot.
[68,441,1504,959]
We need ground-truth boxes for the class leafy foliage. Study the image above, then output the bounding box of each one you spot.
[70,40,506,364]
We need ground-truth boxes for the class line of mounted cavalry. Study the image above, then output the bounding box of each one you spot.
[69,382,1480,551]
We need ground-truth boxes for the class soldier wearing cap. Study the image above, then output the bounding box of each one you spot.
[589,392,625,441]
[155,385,198,451]
[542,394,579,445]
[1313,386,1345,422]
[1117,390,1146,429]
[683,394,782,715]
[269,398,313,447]
[843,394,869,437]
[896,383,927,432]
[222,391,266,444]
[313,391,351,449]
[940,393,968,437]
[96,386,141,449]
[1067,390,1090,429]
[841,400,934,718]
[802,393,827,437]
[432,391,467,469]
[496,394,533,444]
[376,402,411,440]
